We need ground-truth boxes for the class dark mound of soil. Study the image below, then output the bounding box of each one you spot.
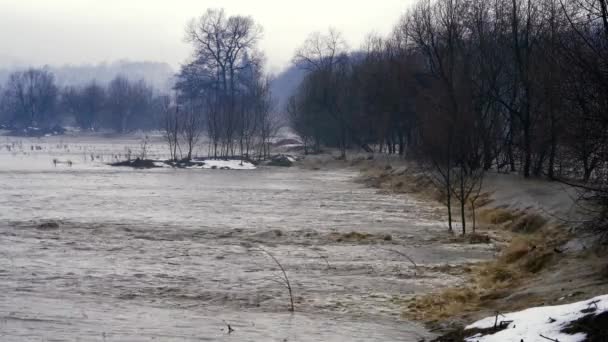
[562,309,608,342]
[111,158,158,169]
[431,324,510,342]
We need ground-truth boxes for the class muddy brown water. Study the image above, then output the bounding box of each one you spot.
[0,136,494,341]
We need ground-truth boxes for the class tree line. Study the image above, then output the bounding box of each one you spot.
[0,68,168,133]
[167,9,278,161]
[288,0,608,234]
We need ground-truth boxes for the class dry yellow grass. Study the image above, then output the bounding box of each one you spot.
[359,165,439,201]
[474,192,495,208]
[340,232,372,241]
[509,213,547,233]
[404,230,564,323]
[501,237,535,263]
[477,263,518,286]
[522,250,554,273]
[405,287,480,321]
[328,231,393,243]
[479,207,520,225]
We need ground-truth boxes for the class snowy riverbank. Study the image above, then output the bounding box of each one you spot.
[111,158,258,170]
[463,294,608,342]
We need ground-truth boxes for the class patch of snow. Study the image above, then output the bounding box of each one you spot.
[198,159,256,170]
[147,159,256,170]
[152,161,172,168]
[465,294,608,342]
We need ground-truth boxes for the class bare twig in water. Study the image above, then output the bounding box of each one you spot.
[310,248,331,270]
[383,248,418,277]
[257,246,295,312]
[222,320,235,334]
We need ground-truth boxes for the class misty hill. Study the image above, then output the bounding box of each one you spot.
[0,61,175,92]
[270,64,306,113]
[269,52,365,115]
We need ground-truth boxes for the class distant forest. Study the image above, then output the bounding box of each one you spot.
[0,61,175,91]
[0,57,303,136]
[0,61,175,132]
[0,69,167,132]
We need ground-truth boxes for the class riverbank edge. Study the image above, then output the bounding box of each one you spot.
[299,153,608,341]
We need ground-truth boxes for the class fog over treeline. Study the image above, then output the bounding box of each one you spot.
[0,61,175,93]
[0,61,176,133]
[0,57,303,135]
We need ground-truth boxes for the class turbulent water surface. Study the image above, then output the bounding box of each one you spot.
[0,135,493,341]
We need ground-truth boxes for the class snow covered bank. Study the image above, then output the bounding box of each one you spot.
[192,158,256,170]
[113,158,257,170]
[464,294,608,342]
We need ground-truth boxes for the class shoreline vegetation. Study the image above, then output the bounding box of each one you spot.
[109,154,297,170]
[110,157,258,170]
[303,153,608,341]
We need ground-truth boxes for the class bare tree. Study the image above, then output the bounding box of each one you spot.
[81,81,106,131]
[161,95,181,161]
[139,135,150,160]
[107,76,132,133]
[181,100,204,161]
[293,28,349,71]
[257,247,295,312]
[181,8,265,158]
[253,76,279,160]
[286,95,312,154]
[3,68,58,128]
[61,81,106,131]
[293,29,373,155]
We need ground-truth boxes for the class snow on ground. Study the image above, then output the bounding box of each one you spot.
[464,294,608,342]
[149,159,257,170]
[196,158,256,170]
[153,160,173,168]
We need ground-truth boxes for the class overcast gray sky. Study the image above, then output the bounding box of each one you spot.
[0,0,412,72]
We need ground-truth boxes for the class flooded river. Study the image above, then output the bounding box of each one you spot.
[0,135,493,341]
